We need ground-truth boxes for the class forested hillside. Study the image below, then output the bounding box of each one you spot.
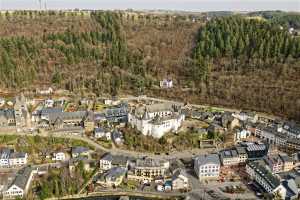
[190,16,300,120]
[0,11,299,121]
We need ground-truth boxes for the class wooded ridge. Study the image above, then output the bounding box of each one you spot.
[0,10,299,121]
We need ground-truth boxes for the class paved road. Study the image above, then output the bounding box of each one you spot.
[0,130,216,159]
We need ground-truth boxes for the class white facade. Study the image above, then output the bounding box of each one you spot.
[95,129,111,140]
[160,79,173,88]
[194,155,220,181]
[3,184,24,198]
[195,163,220,181]
[8,154,28,167]
[3,168,35,199]
[38,87,53,95]
[235,129,251,141]
[222,156,240,166]
[100,159,112,171]
[0,152,10,167]
[0,157,9,167]
[128,104,185,138]
[52,152,66,161]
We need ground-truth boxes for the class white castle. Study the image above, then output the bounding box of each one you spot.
[128,103,185,138]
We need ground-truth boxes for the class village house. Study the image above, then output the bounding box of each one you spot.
[265,154,284,174]
[94,127,111,140]
[0,109,16,127]
[171,169,189,190]
[194,154,220,181]
[160,79,173,89]
[0,148,28,168]
[52,152,66,161]
[97,167,127,187]
[99,153,129,171]
[246,160,286,199]
[235,128,251,142]
[129,157,170,181]
[236,146,248,163]
[37,108,88,129]
[9,152,28,167]
[44,99,54,108]
[3,167,36,199]
[105,104,128,123]
[219,149,240,166]
[128,103,185,138]
[71,146,90,158]
[112,130,124,145]
[281,122,300,139]
[37,87,53,95]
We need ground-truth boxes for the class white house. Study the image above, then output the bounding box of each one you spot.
[128,103,185,138]
[99,153,129,171]
[37,87,53,95]
[52,152,66,161]
[8,152,28,167]
[3,167,35,199]
[194,154,220,181]
[160,79,173,89]
[94,128,111,140]
[235,129,251,141]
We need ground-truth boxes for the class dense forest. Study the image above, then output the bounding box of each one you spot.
[0,11,299,121]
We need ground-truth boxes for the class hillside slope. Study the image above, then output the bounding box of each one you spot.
[0,11,299,121]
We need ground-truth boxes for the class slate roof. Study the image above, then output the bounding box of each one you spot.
[101,153,129,167]
[105,167,126,182]
[247,160,281,190]
[195,154,220,166]
[136,157,169,168]
[40,108,63,115]
[71,146,89,155]
[220,149,239,159]
[49,111,86,123]
[11,167,33,190]
[0,148,12,159]
[0,109,15,119]
[9,152,27,159]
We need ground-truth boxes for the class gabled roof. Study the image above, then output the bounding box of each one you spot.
[9,152,27,159]
[11,167,33,190]
[247,160,281,190]
[71,146,89,154]
[195,154,220,167]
